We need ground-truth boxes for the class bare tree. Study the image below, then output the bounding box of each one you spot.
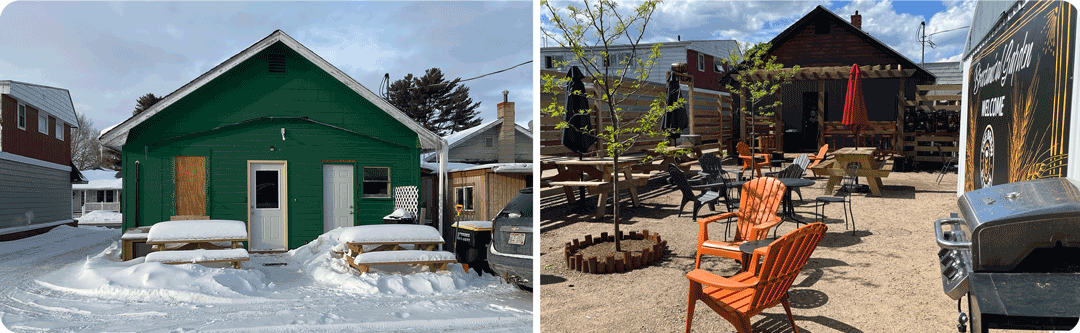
[70,112,102,170]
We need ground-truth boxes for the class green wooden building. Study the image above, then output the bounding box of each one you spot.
[99,31,448,251]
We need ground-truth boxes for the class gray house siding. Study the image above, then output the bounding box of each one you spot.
[0,158,69,229]
[447,125,532,163]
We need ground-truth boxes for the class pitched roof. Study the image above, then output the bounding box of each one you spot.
[921,62,963,85]
[0,81,78,127]
[763,6,932,79]
[98,30,442,151]
[423,118,532,163]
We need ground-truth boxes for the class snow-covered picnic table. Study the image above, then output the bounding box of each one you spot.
[144,220,250,268]
[337,224,456,273]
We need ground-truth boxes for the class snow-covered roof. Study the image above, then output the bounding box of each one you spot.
[98,30,442,152]
[0,80,78,127]
[420,162,533,174]
[72,168,122,190]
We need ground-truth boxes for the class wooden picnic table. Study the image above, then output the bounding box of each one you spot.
[640,144,710,173]
[144,220,251,268]
[547,156,647,220]
[338,224,455,273]
[820,147,891,196]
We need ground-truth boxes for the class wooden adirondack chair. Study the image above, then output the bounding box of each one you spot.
[736,142,772,178]
[685,223,828,333]
[807,144,829,169]
[694,177,785,269]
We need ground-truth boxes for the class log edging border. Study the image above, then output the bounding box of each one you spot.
[563,230,668,274]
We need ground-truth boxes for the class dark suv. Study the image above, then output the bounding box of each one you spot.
[488,187,533,291]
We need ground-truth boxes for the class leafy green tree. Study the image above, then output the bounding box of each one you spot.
[541,0,683,252]
[722,42,799,155]
[386,68,482,136]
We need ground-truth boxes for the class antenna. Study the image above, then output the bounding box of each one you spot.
[917,22,970,64]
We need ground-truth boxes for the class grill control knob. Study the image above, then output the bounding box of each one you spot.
[944,265,959,280]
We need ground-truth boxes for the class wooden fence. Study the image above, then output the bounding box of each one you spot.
[540,70,734,157]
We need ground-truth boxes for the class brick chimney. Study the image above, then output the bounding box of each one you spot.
[851,11,862,29]
[497,90,515,163]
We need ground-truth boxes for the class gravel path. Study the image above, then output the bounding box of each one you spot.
[539,168,1039,332]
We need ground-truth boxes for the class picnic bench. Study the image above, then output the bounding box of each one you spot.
[814,147,892,196]
[547,156,647,219]
[144,220,251,269]
[338,224,457,273]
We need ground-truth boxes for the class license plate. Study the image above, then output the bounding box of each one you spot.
[508,232,526,245]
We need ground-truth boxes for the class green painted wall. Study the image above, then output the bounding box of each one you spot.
[120,42,422,249]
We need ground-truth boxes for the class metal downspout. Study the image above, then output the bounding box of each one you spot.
[438,138,449,251]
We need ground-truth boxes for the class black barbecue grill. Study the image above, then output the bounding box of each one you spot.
[935,177,1080,332]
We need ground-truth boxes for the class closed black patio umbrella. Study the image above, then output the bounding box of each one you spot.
[662,71,689,143]
[561,66,596,155]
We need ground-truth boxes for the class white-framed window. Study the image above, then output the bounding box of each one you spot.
[455,186,474,211]
[362,167,390,198]
[17,103,27,130]
[38,113,48,134]
[544,55,565,69]
[56,122,63,141]
[698,54,705,71]
[610,52,633,67]
[714,58,724,73]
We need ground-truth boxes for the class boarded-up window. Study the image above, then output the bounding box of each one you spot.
[175,156,207,215]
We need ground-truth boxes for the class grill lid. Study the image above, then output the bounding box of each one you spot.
[958,177,1080,271]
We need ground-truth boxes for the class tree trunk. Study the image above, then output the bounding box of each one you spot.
[613,150,621,252]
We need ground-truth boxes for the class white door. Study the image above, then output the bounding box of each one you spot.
[323,164,354,232]
[249,162,287,251]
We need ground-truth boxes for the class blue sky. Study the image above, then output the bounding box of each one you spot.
[0,1,533,134]
[542,0,975,65]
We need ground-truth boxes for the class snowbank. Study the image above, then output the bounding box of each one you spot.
[77,210,122,224]
[36,242,270,304]
[35,227,504,305]
[291,227,503,295]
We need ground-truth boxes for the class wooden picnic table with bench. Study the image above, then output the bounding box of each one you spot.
[338,224,457,274]
[814,146,892,197]
[144,219,251,269]
[546,156,647,220]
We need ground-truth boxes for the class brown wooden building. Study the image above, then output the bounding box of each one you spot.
[724,6,936,154]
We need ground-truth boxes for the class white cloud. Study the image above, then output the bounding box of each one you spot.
[163,24,183,39]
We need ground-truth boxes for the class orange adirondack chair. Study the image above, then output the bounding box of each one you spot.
[694,177,785,270]
[807,144,829,169]
[736,142,772,178]
[685,223,828,333]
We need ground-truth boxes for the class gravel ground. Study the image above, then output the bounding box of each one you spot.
[539,164,1046,332]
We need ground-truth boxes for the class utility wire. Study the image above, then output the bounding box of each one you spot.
[380,60,533,97]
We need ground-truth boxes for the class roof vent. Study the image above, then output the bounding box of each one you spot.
[268,53,286,74]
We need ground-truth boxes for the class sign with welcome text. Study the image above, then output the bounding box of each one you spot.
[965,0,1076,192]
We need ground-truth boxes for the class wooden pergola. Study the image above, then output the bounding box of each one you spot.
[729,64,917,152]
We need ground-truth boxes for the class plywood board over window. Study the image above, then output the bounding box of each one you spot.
[175,156,208,216]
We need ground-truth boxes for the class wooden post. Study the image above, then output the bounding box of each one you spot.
[739,87,748,143]
[818,80,826,148]
[688,76,696,136]
[897,73,905,156]
[776,84,784,152]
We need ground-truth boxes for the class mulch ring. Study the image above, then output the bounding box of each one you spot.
[564,230,667,274]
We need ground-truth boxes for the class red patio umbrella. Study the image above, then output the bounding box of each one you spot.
[842,64,870,147]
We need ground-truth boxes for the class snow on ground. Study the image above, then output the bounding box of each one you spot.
[0,226,531,332]
[75,211,121,226]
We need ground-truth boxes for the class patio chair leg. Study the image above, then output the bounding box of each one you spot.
[685,283,698,333]
[782,296,800,333]
[847,201,856,236]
